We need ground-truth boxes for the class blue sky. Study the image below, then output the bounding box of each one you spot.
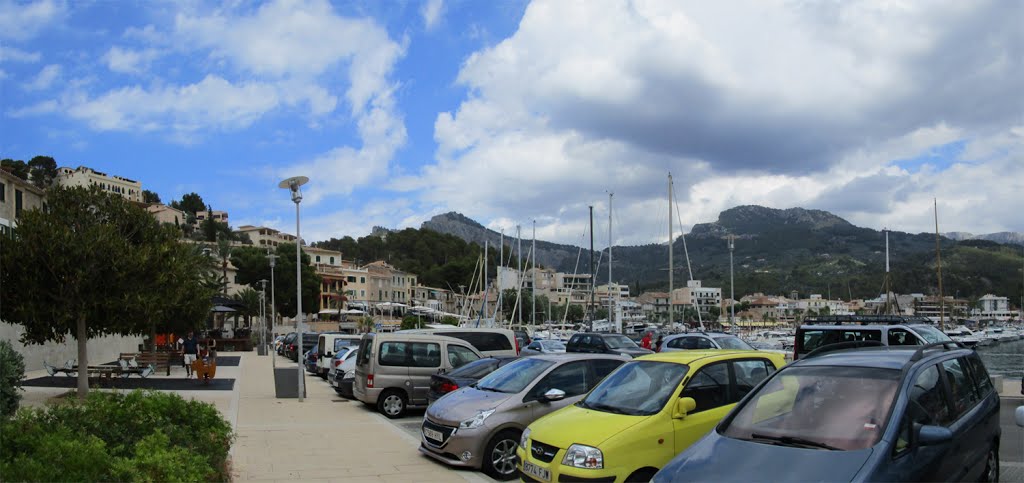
[2,0,1022,245]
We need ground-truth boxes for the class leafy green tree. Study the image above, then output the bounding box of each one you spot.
[232,288,261,326]
[0,186,212,398]
[201,206,218,242]
[172,192,206,215]
[26,156,57,188]
[142,190,161,203]
[440,315,459,326]
[594,307,609,320]
[707,306,722,319]
[231,244,319,318]
[1,159,29,180]
[401,315,420,330]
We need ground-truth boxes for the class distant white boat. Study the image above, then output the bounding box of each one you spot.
[944,326,979,348]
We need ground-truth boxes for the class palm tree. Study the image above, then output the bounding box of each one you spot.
[233,288,261,328]
[216,235,232,295]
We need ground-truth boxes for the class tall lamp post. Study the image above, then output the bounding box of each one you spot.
[258,279,268,355]
[267,250,278,366]
[728,235,735,334]
[279,175,309,402]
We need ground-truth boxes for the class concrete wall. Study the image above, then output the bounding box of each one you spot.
[1,323,144,372]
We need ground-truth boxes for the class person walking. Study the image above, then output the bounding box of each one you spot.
[182,331,199,378]
[655,335,664,352]
[641,331,653,350]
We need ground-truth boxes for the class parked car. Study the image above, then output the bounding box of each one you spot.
[285,332,320,361]
[427,356,519,406]
[421,353,627,480]
[565,332,653,358]
[654,342,1000,482]
[399,328,520,357]
[513,329,532,352]
[354,332,484,418]
[520,339,566,356]
[274,335,286,354]
[279,332,295,355]
[660,332,755,352]
[303,349,318,373]
[336,371,356,399]
[329,346,359,397]
[517,349,785,483]
[794,315,951,360]
[316,333,362,378]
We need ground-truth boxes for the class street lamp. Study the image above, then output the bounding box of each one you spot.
[258,279,268,355]
[267,249,278,366]
[279,175,309,402]
[728,235,735,334]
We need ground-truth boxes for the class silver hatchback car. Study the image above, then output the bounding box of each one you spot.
[419,353,627,480]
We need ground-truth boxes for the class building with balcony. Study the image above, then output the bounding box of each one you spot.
[975,294,1016,321]
[195,210,229,225]
[56,165,142,202]
[0,169,45,236]
[234,225,298,248]
[671,280,722,316]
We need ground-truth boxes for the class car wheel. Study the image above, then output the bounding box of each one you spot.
[482,430,521,481]
[981,444,999,482]
[377,389,406,419]
[625,468,658,483]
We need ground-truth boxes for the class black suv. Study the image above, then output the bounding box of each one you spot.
[566,332,653,358]
[794,315,952,360]
[284,332,320,361]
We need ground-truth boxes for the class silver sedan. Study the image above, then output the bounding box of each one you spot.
[520,339,566,356]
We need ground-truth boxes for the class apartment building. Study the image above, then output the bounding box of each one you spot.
[913,296,968,319]
[975,294,1016,320]
[637,291,670,316]
[0,169,45,236]
[56,166,143,202]
[195,210,229,225]
[364,261,417,304]
[234,225,297,248]
[146,204,187,226]
[671,280,722,315]
[411,285,459,313]
[595,283,630,302]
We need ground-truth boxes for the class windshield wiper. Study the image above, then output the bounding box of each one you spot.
[586,402,631,415]
[749,433,841,451]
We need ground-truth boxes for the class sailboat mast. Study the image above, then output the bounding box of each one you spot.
[498,230,504,322]
[668,174,674,329]
[609,192,615,333]
[934,199,945,331]
[532,220,536,327]
[481,240,489,324]
[517,225,522,326]
[885,229,891,315]
[590,205,595,330]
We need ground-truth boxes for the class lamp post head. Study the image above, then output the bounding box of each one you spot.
[278,176,309,204]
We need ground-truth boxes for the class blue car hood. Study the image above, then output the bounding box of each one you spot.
[656,432,873,483]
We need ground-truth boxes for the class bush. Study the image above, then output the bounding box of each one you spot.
[0,339,25,417]
[0,390,233,482]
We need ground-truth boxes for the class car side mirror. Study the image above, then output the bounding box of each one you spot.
[673,397,697,419]
[543,389,566,402]
[917,424,953,446]
[1015,406,1024,428]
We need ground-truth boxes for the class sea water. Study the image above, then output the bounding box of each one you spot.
[976,338,1024,379]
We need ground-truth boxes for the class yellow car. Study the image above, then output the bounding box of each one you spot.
[517,350,786,482]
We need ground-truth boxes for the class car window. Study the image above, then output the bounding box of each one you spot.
[590,358,626,382]
[441,332,513,352]
[477,358,555,394]
[941,358,979,420]
[357,337,373,366]
[713,336,754,350]
[541,340,566,352]
[528,361,589,400]
[527,342,540,350]
[448,358,499,378]
[344,349,358,361]
[379,341,407,366]
[447,344,480,368]
[410,342,441,368]
[680,362,730,413]
[909,364,951,426]
[910,325,952,343]
[964,354,993,397]
[604,335,638,350]
[887,329,920,346]
[695,337,715,349]
[733,359,772,401]
[583,361,689,416]
[801,329,881,353]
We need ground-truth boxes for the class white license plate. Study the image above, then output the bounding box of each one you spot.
[423,427,444,441]
[523,461,550,482]
[332,378,340,387]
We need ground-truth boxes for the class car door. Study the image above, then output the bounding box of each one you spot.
[526,360,591,419]
[406,341,441,405]
[938,357,985,481]
[883,364,950,482]
[446,343,480,371]
[674,361,732,453]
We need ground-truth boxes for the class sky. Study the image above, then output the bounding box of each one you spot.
[2,0,1022,248]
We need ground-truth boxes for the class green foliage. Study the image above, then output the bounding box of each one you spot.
[401,315,420,330]
[26,156,57,188]
[1,158,30,180]
[0,186,214,397]
[231,244,320,318]
[0,340,25,418]
[142,189,161,203]
[233,287,261,325]
[172,192,206,215]
[0,391,232,482]
[440,315,459,326]
[552,303,584,323]
[594,307,609,320]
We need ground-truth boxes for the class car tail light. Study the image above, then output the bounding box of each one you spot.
[515,337,521,354]
[334,359,342,367]
[367,374,374,388]
[439,382,459,394]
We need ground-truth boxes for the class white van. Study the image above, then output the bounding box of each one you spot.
[398,328,519,357]
[316,333,363,378]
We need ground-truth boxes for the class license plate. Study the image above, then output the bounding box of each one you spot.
[423,427,444,442]
[332,378,340,387]
[523,461,550,482]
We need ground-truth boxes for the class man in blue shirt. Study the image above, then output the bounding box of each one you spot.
[182,331,199,378]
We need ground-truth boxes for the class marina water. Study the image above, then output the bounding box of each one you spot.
[976,338,1024,379]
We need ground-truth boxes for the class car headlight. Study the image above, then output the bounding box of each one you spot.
[520,427,531,449]
[561,444,603,469]
[459,408,496,429]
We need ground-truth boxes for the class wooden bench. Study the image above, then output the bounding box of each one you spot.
[44,360,154,379]
[120,351,181,376]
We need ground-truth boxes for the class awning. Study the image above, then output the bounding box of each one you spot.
[211,305,237,313]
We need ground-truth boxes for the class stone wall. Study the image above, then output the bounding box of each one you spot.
[0,323,144,372]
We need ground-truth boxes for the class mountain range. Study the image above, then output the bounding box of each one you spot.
[421,206,1024,302]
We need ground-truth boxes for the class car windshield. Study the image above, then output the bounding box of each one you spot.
[714,336,754,350]
[910,325,952,344]
[722,365,900,451]
[447,358,499,379]
[581,361,688,416]
[475,358,554,393]
[604,335,639,349]
[541,341,566,351]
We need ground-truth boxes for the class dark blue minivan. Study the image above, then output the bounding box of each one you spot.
[655,342,1001,482]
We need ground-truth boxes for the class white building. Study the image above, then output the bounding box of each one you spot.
[56,166,143,202]
[976,294,1015,320]
[671,280,722,316]
[234,225,298,249]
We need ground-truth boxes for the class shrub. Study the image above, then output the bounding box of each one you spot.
[0,390,233,481]
[0,339,25,417]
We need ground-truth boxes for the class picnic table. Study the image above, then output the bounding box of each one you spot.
[44,359,155,380]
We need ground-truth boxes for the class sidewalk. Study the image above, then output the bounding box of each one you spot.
[229,352,488,482]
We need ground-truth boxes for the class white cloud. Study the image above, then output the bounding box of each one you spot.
[102,46,161,74]
[421,0,444,31]
[0,45,41,63]
[0,0,66,40]
[23,63,60,90]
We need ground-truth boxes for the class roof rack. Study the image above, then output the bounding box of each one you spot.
[908,341,962,363]
[802,315,933,326]
[803,340,885,359]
